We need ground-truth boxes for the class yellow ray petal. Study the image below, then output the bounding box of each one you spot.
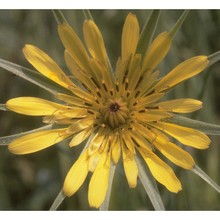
[156,98,202,113]
[139,149,182,193]
[154,140,195,169]
[142,32,172,72]
[23,45,73,89]
[122,13,139,62]
[154,56,209,92]
[6,97,68,116]
[63,149,89,197]
[134,110,173,122]
[83,20,109,70]
[9,128,70,154]
[122,145,138,188]
[55,93,86,107]
[88,129,106,156]
[88,152,110,208]
[111,135,121,164]
[88,151,102,172]
[67,118,94,134]
[64,51,98,94]
[133,93,165,109]
[69,128,92,147]
[152,122,210,149]
[58,24,93,74]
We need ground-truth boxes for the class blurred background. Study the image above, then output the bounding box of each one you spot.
[0,10,220,210]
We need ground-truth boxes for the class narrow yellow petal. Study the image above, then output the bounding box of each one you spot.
[134,110,173,122]
[55,93,86,107]
[133,93,165,110]
[122,13,139,62]
[58,24,93,74]
[142,32,172,72]
[88,129,106,156]
[154,56,209,92]
[6,97,68,116]
[152,122,211,149]
[154,140,195,169]
[88,151,102,172]
[88,152,110,208]
[122,145,138,188]
[111,135,121,164]
[63,149,89,197]
[9,129,70,154]
[140,149,182,193]
[64,51,98,93]
[69,128,92,147]
[23,45,73,89]
[156,98,202,113]
[67,118,94,134]
[83,20,109,70]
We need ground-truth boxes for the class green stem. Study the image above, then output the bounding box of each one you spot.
[52,10,67,24]
[83,10,94,21]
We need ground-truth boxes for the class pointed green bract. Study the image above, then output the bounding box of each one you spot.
[0,58,70,95]
[136,10,160,56]
[169,10,189,38]
[167,115,220,135]
[0,125,52,146]
[50,190,66,211]
[208,51,220,67]
[52,10,67,25]
[99,161,116,210]
[83,10,94,21]
[0,104,7,111]
[192,165,220,193]
[135,155,165,210]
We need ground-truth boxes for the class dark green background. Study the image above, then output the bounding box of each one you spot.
[0,10,219,210]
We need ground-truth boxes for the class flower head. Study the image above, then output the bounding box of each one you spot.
[6,13,210,208]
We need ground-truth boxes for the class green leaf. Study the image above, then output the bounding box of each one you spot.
[192,165,220,193]
[169,10,189,38]
[52,10,67,24]
[136,10,160,56]
[0,104,7,111]
[0,58,71,95]
[208,51,220,67]
[83,10,94,21]
[99,161,116,210]
[50,190,66,211]
[135,155,165,210]
[0,124,52,146]
[166,115,220,135]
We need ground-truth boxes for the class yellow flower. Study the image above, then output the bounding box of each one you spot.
[6,13,210,208]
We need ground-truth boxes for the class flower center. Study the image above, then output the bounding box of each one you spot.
[100,98,130,129]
